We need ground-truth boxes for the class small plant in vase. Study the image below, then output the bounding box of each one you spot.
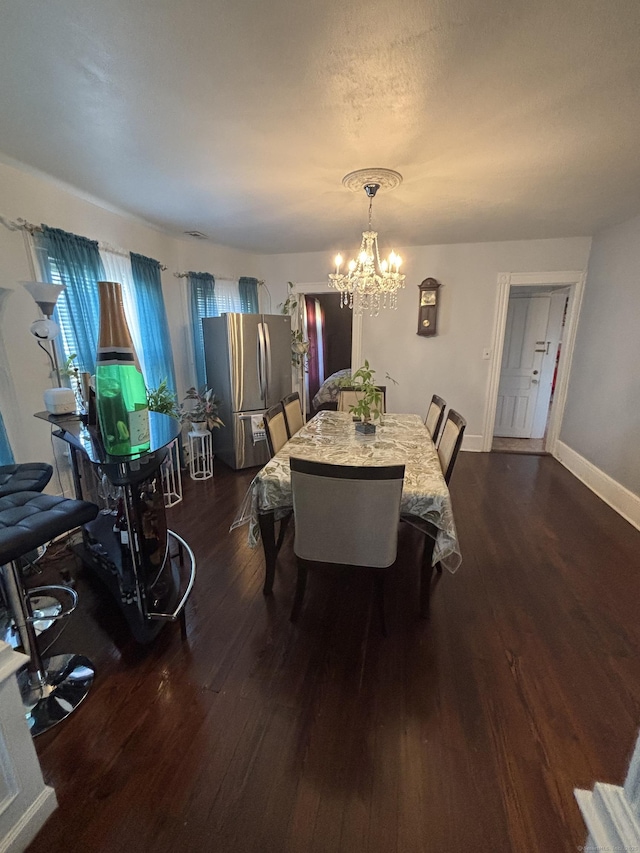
[340,360,384,434]
[146,379,180,419]
[180,386,224,432]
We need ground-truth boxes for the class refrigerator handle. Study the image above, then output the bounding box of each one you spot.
[257,322,266,401]
[263,321,272,403]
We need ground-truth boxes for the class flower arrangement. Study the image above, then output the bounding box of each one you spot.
[180,386,224,430]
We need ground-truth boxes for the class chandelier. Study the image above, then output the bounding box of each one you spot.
[328,168,405,315]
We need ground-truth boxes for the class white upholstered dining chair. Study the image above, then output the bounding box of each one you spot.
[402,407,466,616]
[289,457,405,634]
[264,403,289,458]
[437,408,466,484]
[282,392,304,437]
[424,394,446,442]
[338,385,386,417]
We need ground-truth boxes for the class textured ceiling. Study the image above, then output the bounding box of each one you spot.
[1,0,640,254]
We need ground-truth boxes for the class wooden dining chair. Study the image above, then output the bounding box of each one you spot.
[289,457,405,634]
[282,392,304,438]
[424,394,446,442]
[401,408,466,616]
[437,408,466,484]
[263,402,293,550]
[264,403,289,458]
[338,386,386,416]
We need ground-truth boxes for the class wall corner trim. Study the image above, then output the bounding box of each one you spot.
[554,440,640,531]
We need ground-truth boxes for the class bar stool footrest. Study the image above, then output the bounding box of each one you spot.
[26,584,78,622]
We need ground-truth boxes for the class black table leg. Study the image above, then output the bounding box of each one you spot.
[258,511,277,595]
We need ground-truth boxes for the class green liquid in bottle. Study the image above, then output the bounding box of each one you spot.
[96,363,150,456]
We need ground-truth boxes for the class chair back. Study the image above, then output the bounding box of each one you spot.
[290,458,404,568]
[425,394,446,442]
[264,403,289,457]
[437,409,466,484]
[337,385,386,417]
[282,392,304,438]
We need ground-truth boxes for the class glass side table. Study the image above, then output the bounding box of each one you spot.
[187,429,213,481]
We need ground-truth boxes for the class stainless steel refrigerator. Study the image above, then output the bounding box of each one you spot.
[203,313,292,469]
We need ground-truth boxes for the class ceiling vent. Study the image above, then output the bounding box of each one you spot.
[184,230,208,239]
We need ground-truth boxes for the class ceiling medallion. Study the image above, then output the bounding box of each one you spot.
[329,169,405,315]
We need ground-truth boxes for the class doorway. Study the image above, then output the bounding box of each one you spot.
[304,292,353,407]
[287,283,357,417]
[483,270,586,455]
[492,287,568,453]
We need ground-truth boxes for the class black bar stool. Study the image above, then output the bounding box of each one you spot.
[0,491,98,736]
[0,463,56,645]
[0,463,53,497]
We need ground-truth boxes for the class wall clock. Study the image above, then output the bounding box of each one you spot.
[417,278,442,337]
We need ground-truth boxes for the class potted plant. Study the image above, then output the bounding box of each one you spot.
[180,386,224,432]
[340,360,384,434]
[146,378,180,419]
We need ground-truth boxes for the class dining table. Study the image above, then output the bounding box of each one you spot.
[232,410,462,594]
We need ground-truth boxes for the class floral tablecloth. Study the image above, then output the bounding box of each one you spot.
[231,411,462,572]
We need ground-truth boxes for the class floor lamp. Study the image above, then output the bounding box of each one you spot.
[21,281,65,387]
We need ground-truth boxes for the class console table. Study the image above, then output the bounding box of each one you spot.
[36,411,195,644]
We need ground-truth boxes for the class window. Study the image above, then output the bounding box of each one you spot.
[35,227,175,394]
[188,275,259,388]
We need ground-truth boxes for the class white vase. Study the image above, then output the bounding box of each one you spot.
[191,421,208,433]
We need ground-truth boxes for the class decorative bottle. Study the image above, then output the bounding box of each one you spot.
[95,281,150,456]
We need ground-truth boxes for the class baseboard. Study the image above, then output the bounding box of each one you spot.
[0,786,57,853]
[461,434,483,453]
[554,440,640,531]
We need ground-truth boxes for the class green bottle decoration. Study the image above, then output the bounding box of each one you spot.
[95,281,150,456]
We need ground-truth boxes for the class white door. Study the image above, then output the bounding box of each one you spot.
[494,295,551,438]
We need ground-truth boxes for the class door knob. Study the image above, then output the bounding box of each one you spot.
[533,370,539,375]
[532,379,539,385]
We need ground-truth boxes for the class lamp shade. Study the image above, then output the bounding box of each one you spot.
[21,281,65,318]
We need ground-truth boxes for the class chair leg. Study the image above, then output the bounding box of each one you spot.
[276,512,292,553]
[290,561,308,622]
[420,537,436,619]
[375,573,387,637]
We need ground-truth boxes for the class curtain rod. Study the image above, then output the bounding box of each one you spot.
[174,272,265,285]
[0,215,167,270]
[0,215,41,233]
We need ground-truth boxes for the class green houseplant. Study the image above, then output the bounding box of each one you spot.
[180,386,224,432]
[146,379,180,419]
[340,360,384,434]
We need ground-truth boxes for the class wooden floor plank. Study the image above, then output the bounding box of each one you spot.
[22,451,640,852]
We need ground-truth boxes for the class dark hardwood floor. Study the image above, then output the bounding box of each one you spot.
[25,451,640,852]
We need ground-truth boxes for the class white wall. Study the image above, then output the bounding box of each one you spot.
[260,237,591,446]
[560,214,640,495]
[0,160,256,480]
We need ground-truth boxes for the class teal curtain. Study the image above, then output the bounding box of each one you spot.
[130,253,177,393]
[37,226,105,374]
[239,277,259,313]
[189,272,216,389]
[0,411,14,465]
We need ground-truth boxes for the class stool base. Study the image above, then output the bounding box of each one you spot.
[18,653,95,737]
